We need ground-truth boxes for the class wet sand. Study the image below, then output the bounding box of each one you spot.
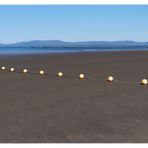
[0,51,148,143]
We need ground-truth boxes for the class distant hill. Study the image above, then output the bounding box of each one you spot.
[0,40,148,48]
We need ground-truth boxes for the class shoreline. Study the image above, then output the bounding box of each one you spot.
[1,49,148,57]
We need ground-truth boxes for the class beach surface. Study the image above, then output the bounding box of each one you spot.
[0,51,148,143]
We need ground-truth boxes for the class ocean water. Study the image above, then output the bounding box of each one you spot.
[0,47,147,55]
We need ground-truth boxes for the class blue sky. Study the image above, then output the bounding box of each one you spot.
[0,5,148,43]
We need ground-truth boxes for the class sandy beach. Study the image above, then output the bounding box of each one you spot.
[0,51,148,143]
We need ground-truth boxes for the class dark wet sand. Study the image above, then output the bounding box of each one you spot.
[0,51,148,143]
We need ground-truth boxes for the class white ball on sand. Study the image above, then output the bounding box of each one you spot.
[1,66,6,70]
[23,69,28,73]
[141,79,148,85]
[40,70,44,75]
[58,72,63,77]
[107,76,114,82]
[79,73,85,79]
[10,68,15,72]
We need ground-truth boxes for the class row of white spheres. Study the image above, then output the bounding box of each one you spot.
[1,66,148,85]
[1,66,28,73]
[0,68,113,81]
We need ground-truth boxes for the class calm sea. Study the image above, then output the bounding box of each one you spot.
[0,47,148,55]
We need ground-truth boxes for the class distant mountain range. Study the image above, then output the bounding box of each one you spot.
[0,40,148,48]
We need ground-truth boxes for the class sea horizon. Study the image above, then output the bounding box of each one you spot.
[0,46,148,55]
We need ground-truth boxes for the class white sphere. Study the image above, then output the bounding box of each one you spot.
[1,66,6,70]
[141,79,148,85]
[40,70,44,75]
[10,68,15,72]
[23,69,28,73]
[79,73,85,79]
[107,76,114,82]
[58,72,63,77]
